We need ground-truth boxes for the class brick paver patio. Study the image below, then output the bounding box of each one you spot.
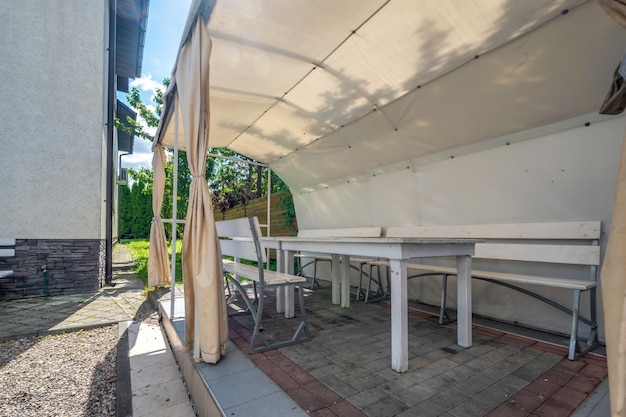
[227,283,607,417]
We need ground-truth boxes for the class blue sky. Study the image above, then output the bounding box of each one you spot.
[122,0,193,171]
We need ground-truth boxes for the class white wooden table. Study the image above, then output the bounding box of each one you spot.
[261,236,477,373]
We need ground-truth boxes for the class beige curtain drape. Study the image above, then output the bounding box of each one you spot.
[602,130,626,417]
[178,16,228,364]
[147,143,171,287]
[597,2,626,415]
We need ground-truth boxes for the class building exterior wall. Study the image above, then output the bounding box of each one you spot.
[293,114,626,341]
[0,0,108,297]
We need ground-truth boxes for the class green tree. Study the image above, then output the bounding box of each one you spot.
[118,77,294,234]
[118,184,133,238]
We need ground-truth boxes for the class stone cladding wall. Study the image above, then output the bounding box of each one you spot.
[0,239,101,300]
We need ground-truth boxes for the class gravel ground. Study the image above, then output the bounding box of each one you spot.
[0,325,119,417]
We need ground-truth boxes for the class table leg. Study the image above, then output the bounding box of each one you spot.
[284,251,296,318]
[276,248,284,273]
[341,255,351,308]
[389,258,408,373]
[276,287,285,313]
[456,255,472,348]
[332,253,341,305]
[284,285,295,318]
[275,249,285,314]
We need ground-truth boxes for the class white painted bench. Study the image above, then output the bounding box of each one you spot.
[216,217,311,354]
[0,238,16,278]
[296,227,383,298]
[374,221,601,360]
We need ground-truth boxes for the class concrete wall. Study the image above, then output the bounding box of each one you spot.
[0,0,107,239]
[293,114,626,340]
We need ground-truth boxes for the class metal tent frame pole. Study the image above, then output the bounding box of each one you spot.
[169,98,179,320]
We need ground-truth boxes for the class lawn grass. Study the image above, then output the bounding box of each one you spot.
[119,238,183,286]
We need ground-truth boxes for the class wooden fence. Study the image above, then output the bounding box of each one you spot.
[213,190,298,236]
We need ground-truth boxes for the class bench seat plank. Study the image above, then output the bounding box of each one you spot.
[222,260,306,286]
[367,260,596,290]
[405,263,595,290]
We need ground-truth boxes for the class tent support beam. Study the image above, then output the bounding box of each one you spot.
[170,99,179,320]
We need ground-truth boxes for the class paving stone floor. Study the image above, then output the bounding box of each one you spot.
[227,283,608,417]
[0,251,146,341]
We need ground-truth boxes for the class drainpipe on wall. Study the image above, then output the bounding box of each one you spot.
[105,0,116,287]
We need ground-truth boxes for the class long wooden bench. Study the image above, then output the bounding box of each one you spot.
[216,217,311,354]
[372,221,601,360]
[0,238,16,278]
[296,227,383,299]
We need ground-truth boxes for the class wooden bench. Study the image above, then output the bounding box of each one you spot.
[373,221,601,360]
[216,216,311,354]
[0,238,16,278]
[296,227,383,299]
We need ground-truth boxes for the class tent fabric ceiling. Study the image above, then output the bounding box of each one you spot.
[156,0,626,191]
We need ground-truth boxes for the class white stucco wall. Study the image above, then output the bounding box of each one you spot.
[0,0,107,239]
[293,114,626,340]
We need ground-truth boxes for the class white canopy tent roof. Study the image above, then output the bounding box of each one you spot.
[153,0,626,413]
[156,0,626,193]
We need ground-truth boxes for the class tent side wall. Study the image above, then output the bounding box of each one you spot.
[0,0,108,298]
[290,114,626,341]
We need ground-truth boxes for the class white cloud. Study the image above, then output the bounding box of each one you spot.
[130,73,165,97]
[122,76,164,171]
[121,138,153,170]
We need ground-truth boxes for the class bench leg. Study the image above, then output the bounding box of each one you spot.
[357,263,382,303]
[250,283,311,354]
[224,274,269,353]
[568,289,581,360]
[568,288,599,360]
[312,259,318,289]
[365,263,374,302]
[358,263,389,303]
[225,274,259,322]
[368,264,388,302]
[297,282,312,341]
[227,274,311,354]
[439,274,455,325]
[248,283,267,354]
[356,262,366,301]
[586,287,599,352]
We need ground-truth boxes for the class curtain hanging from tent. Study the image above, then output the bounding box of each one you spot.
[597,2,626,415]
[147,143,171,287]
[178,15,228,364]
[602,138,626,416]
